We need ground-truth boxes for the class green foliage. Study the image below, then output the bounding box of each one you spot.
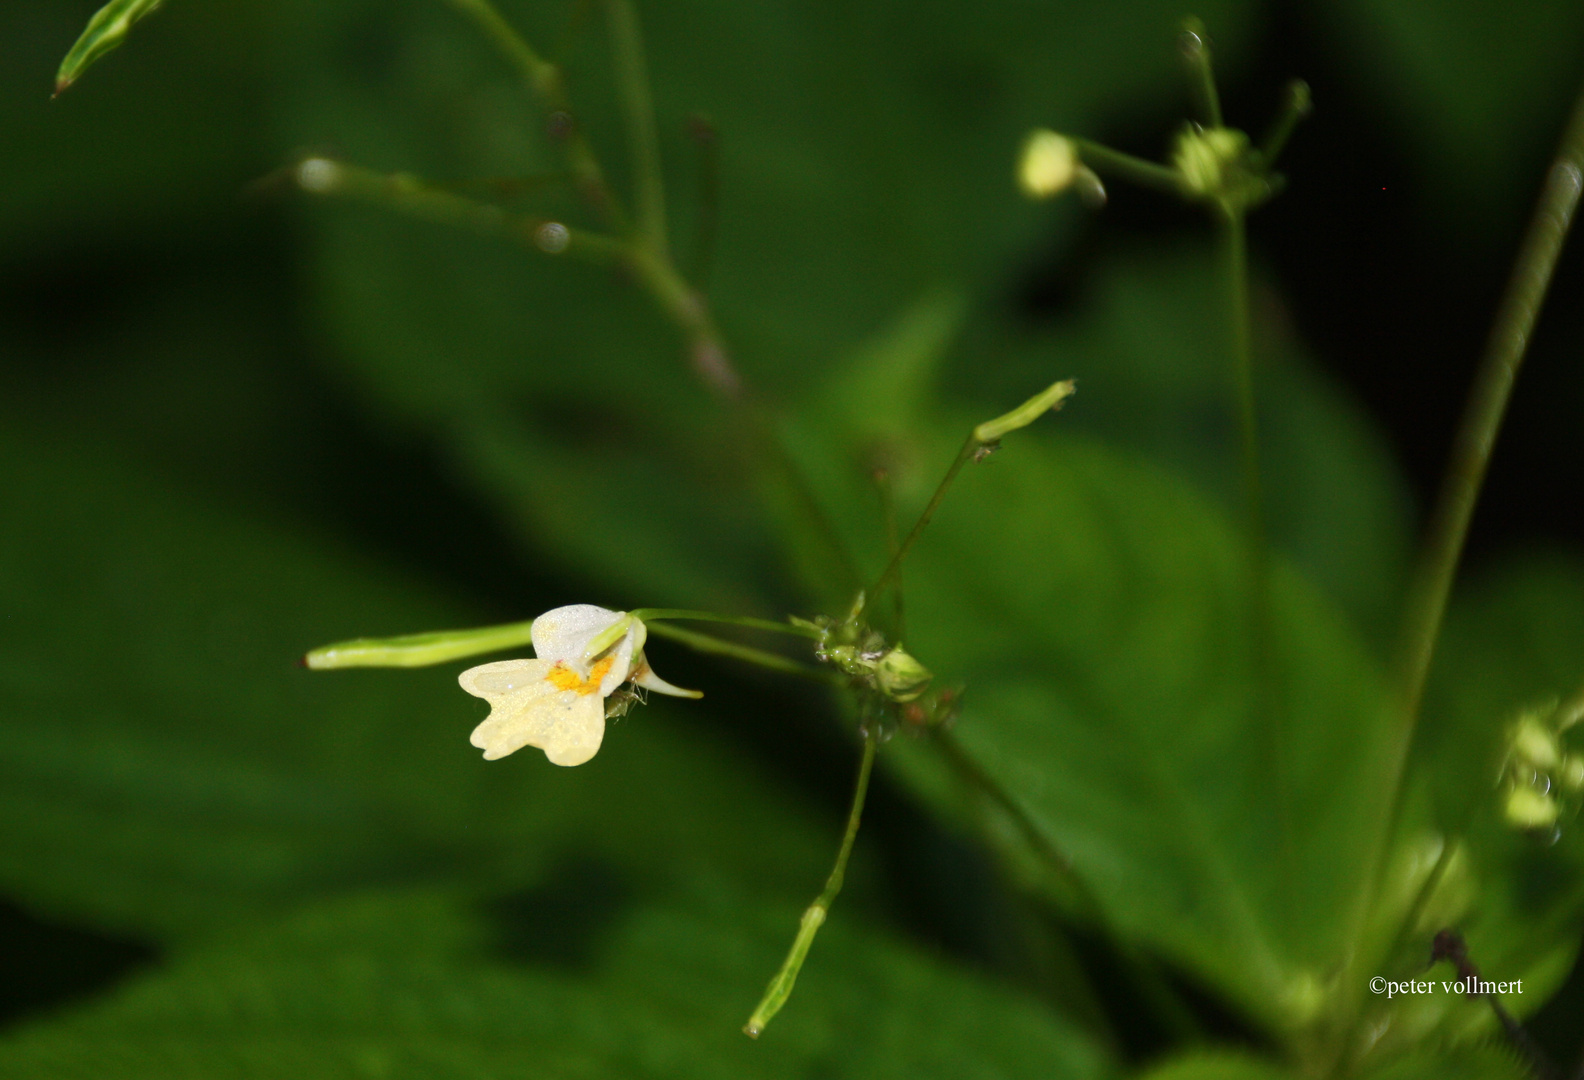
[23,855,1517,1080]
[0,885,1109,1080]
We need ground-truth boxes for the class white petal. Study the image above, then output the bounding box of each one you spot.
[530,604,635,693]
[459,658,607,765]
[631,657,703,699]
[459,658,554,699]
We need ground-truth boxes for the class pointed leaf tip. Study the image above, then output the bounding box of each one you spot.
[55,0,167,95]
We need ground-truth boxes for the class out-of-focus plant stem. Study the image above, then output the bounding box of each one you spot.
[1392,81,1584,800]
[607,0,669,261]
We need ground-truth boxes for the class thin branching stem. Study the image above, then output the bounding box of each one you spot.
[606,0,669,259]
[873,468,906,640]
[1256,80,1312,169]
[644,622,842,685]
[630,608,823,640]
[1393,83,1584,785]
[294,160,626,262]
[441,0,626,229]
[744,730,878,1037]
[1073,139,1185,196]
[1178,17,1223,129]
[861,432,977,618]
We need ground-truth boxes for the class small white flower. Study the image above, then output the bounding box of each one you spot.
[458,604,700,766]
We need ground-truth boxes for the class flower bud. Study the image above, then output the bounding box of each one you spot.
[875,646,932,702]
[1512,715,1561,771]
[1505,785,1559,830]
[1018,130,1078,199]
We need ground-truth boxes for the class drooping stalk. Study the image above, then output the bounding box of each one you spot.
[744,730,878,1037]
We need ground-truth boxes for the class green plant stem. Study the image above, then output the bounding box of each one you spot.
[445,0,859,596]
[1178,17,1223,128]
[873,468,905,640]
[862,431,976,617]
[298,160,627,262]
[1222,212,1265,551]
[1223,206,1295,954]
[630,609,823,640]
[1256,80,1311,168]
[606,0,669,260]
[1394,83,1584,774]
[1361,80,1584,1038]
[644,621,842,685]
[744,730,878,1037]
[686,115,720,287]
[1072,139,1185,196]
[441,0,624,228]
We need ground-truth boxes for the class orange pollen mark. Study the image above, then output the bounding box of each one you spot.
[545,656,617,695]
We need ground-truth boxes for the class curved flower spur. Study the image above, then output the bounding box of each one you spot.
[459,605,700,765]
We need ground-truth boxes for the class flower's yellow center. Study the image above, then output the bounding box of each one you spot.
[546,656,615,695]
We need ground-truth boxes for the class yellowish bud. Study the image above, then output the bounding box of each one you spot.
[1172,127,1247,198]
[1513,715,1561,771]
[1505,786,1559,830]
[1018,130,1078,199]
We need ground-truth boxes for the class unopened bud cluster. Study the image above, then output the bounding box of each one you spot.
[793,604,961,738]
[1500,700,1584,831]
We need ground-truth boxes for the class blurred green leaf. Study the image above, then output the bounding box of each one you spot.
[0,884,1113,1079]
[1133,1050,1296,1080]
[55,0,167,95]
[0,413,834,944]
